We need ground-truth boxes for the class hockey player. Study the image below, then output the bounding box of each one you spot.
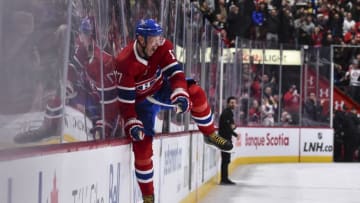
[13,18,103,143]
[115,19,233,203]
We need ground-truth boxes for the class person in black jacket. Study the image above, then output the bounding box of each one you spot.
[219,96,239,185]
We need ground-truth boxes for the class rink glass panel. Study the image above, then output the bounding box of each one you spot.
[0,0,70,148]
[219,38,332,128]
[0,0,335,150]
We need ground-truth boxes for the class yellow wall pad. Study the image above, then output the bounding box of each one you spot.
[300,156,333,162]
[180,176,218,203]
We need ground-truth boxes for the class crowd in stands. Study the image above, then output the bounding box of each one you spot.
[192,0,360,161]
[194,0,359,118]
[194,0,360,47]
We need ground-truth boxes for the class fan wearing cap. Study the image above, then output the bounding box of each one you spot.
[114,18,233,203]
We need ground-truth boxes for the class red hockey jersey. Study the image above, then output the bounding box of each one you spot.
[116,39,187,121]
[75,39,119,132]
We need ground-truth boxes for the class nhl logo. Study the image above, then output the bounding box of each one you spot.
[317,132,323,140]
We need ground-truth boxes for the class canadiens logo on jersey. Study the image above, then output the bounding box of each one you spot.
[136,68,162,92]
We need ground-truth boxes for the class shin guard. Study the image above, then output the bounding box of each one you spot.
[188,84,215,135]
[132,136,154,196]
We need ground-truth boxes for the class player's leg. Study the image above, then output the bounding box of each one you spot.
[132,100,160,203]
[132,136,155,203]
[14,95,62,143]
[187,82,233,152]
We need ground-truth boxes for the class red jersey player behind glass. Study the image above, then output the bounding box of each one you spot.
[113,19,233,202]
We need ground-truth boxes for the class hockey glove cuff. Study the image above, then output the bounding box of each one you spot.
[125,118,145,141]
[170,88,191,113]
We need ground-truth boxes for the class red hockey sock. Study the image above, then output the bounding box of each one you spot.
[44,96,63,127]
[133,136,154,196]
[188,84,215,135]
[134,163,154,196]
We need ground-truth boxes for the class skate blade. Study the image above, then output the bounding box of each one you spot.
[204,143,235,153]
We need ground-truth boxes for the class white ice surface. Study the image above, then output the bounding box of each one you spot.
[200,163,360,203]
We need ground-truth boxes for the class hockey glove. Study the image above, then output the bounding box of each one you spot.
[90,120,114,140]
[170,88,191,113]
[125,118,145,141]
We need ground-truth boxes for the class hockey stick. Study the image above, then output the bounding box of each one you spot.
[146,96,182,113]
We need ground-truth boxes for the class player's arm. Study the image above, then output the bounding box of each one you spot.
[85,51,118,138]
[117,68,144,141]
[160,40,187,90]
[160,40,190,113]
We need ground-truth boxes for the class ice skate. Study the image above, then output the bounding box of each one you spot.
[204,132,233,152]
[14,122,61,144]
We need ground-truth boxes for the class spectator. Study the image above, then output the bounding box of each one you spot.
[311,26,324,47]
[279,110,293,126]
[342,12,356,36]
[226,3,242,45]
[350,0,360,21]
[251,3,266,40]
[283,84,300,124]
[328,12,343,39]
[301,15,315,36]
[303,92,325,125]
[261,96,276,126]
[248,99,261,125]
[279,7,295,44]
[343,25,358,43]
[322,32,335,46]
[266,8,281,45]
[345,58,360,104]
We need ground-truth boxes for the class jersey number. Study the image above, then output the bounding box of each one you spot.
[168,50,176,60]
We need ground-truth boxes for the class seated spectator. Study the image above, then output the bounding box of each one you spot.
[279,111,293,126]
[248,99,261,125]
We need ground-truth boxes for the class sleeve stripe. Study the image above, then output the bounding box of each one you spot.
[100,97,118,104]
[168,70,183,79]
[98,87,118,103]
[118,85,136,90]
[118,88,136,101]
[124,118,143,128]
[163,64,183,77]
[162,61,179,72]
[118,97,135,104]
[96,85,117,91]
[73,55,84,68]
